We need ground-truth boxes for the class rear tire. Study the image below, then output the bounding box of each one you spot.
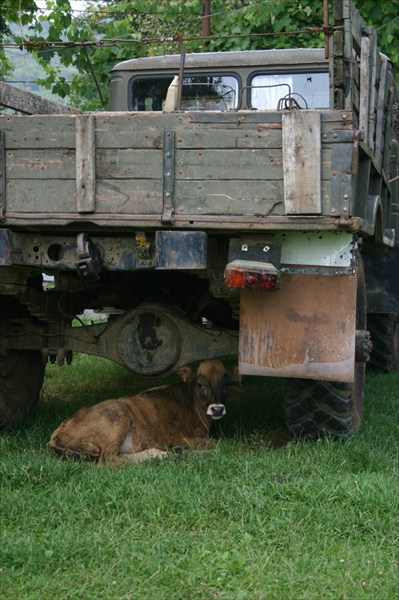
[367,313,399,372]
[284,368,364,439]
[0,297,45,430]
[283,255,366,440]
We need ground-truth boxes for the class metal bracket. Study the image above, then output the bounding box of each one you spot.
[75,232,101,282]
[162,130,175,224]
[355,329,372,362]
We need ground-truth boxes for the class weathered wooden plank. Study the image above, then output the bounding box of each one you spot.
[0,81,81,115]
[98,149,162,178]
[100,110,352,129]
[334,0,353,111]
[333,0,345,22]
[95,180,162,213]
[4,148,161,179]
[5,149,75,178]
[359,36,370,143]
[4,146,332,184]
[0,119,351,153]
[5,177,331,220]
[176,180,332,216]
[1,119,265,150]
[382,72,397,177]
[374,56,388,169]
[76,115,96,212]
[176,148,283,181]
[1,114,159,150]
[0,131,4,219]
[105,109,352,125]
[0,110,353,147]
[282,111,322,214]
[0,115,78,149]
[175,180,284,216]
[6,179,162,214]
[5,180,78,213]
[3,212,342,232]
[96,121,163,150]
[367,39,379,153]
[175,127,285,149]
[349,2,364,54]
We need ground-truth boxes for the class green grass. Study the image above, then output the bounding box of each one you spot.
[1,356,398,600]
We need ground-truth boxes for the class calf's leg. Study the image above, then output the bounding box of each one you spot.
[173,437,219,452]
[114,448,168,464]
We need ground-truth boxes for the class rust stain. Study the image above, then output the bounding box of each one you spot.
[286,308,329,325]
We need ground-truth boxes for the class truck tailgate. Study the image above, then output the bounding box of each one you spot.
[0,110,353,230]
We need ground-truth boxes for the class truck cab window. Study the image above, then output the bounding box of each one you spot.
[131,74,239,111]
[250,72,329,110]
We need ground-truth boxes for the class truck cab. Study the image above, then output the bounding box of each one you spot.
[109,48,330,112]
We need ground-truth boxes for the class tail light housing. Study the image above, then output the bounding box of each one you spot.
[224,260,280,291]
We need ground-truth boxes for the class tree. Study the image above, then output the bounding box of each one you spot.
[3,0,328,109]
[355,0,399,71]
[0,0,38,77]
[3,0,399,109]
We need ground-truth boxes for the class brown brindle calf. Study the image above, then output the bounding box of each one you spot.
[49,359,230,464]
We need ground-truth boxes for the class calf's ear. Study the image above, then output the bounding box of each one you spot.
[177,365,193,383]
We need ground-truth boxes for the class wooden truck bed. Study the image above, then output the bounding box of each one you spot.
[0,110,355,231]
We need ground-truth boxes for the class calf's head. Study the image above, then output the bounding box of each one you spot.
[178,359,230,421]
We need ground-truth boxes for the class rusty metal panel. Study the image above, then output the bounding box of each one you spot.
[239,272,357,382]
[283,111,321,214]
[155,230,207,269]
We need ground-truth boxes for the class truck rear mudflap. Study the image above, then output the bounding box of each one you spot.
[224,231,367,383]
[239,273,357,382]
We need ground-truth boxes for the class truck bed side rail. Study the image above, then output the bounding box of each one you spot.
[0,81,81,116]
[332,0,398,175]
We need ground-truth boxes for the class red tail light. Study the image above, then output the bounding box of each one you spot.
[224,260,280,291]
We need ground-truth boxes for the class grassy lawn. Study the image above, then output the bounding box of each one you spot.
[1,355,398,599]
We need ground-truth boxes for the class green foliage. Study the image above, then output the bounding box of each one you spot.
[1,0,326,108]
[355,0,399,73]
[0,0,37,77]
[1,356,398,599]
[1,0,399,108]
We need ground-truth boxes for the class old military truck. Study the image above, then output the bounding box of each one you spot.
[0,0,397,437]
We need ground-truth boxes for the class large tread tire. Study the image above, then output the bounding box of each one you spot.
[284,365,364,439]
[283,254,366,440]
[0,297,45,430]
[367,313,399,372]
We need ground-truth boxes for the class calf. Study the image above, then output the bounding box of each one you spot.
[49,359,230,464]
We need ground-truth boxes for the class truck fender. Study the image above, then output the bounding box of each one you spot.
[363,194,385,243]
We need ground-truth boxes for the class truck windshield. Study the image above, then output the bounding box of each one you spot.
[250,71,329,109]
[130,74,238,111]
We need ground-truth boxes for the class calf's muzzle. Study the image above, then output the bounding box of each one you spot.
[207,403,226,420]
